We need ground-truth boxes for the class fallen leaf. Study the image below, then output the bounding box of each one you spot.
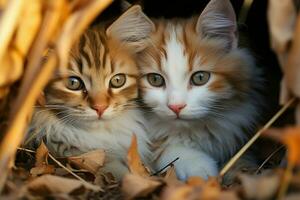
[68,149,105,174]
[161,185,193,200]
[27,174,100,195]
[268,0,296,67]
[14,0,41,57]
[35,141,49,166]
[219,191,240,200]
[162,177,221,200]
[164,165,182,186]
[122,174,162,199]
[30,141,55,176]
[94,171,117,188]
[186,176,206,187]
[194,177,221,200]
[127,134,149,176]
[30,164,55,177]
[239,173,280,200]
[285,193,300,200]
[265,127,300,166]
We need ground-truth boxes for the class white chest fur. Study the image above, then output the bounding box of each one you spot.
[28,109,151,164]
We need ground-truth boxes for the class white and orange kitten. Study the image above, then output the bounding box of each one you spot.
[26,25,151,179]
[112,0,263,180]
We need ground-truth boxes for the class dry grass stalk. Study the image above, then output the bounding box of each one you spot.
[0,0,113,192]
[220,97,296,177]
[0,0,25,97]
[284,14,300,123]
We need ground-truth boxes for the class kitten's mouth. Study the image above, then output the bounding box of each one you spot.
[174,116,186,121]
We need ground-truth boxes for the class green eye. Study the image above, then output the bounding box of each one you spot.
[110,74,126,88]
[66,76,84,90]
[190,71,210,86]
[147,73,165,87]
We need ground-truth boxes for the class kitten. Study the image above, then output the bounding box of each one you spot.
[110,0,263,180]
[26,25,151,179]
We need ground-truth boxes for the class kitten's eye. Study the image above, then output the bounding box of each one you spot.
[147,73,165,87]
[190,71,210,86]
[66,76,84,90]
[110,74,126,88]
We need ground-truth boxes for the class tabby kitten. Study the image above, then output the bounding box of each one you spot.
[27,24,151,179]
[111,1,263,180]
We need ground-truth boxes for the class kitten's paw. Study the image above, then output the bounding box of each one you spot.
[102,160,129,180]
[175,161,218,181]
[45,138,83,157]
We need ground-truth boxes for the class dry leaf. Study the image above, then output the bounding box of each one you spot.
[162,177,221,200]
[94,171,117,188]
[30,141,55,176]
[218,191,240,200]
[0,49,23,88]
[239,173,280,200]
[30,164,55,177]
[161,185,193,200]
[127,134,149,176]
[122,174,162,199]
[15,0,41,57]
[164,165,182,186]
[265,127,300,165]
[0,0,24,61]
[26,174,100,195]
[186,176,206,187]
[193,177,221,200]
[68,149,105,174]
[35,141,49,166]
[268,0,296,66]
[285,193,300,200]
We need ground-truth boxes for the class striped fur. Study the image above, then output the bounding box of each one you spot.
[112,1,263,180]
[27,28,151,179]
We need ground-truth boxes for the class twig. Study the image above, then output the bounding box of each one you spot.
[151,157,179,176]
[220,97,296,177]
[48,153,100,188]
[255,145,285,174]
[17,147,36,154]
[16,147,102,191]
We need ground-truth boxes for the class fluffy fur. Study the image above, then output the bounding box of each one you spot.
[26,27,151,179]
[112,1,263,180]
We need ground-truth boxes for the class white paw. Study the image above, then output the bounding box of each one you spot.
[102,160,129,180]
[175,161,218,180]
[156,146,218,181]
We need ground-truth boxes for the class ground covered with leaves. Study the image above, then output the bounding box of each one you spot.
[1,129,300,200]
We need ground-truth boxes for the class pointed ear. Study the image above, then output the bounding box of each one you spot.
[106,5,154,52]
[196,0,238,49]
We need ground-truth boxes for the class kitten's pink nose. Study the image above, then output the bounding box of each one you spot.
[92,104,108,117]
[168,104,186,116]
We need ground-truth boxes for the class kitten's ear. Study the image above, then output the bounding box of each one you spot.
[106,5,154,52]
[196,0,238,49]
